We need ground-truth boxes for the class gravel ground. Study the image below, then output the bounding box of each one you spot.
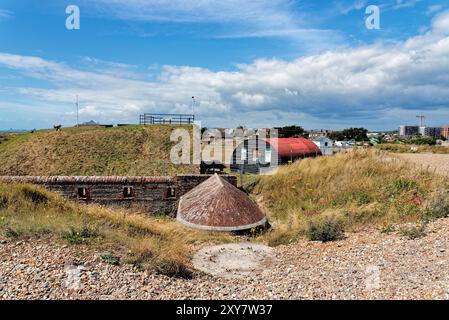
[395,153,449,177]
[2,217,449,300]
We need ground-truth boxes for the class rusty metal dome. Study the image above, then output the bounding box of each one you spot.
[177,174,267,231]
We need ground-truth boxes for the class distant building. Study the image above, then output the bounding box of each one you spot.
[308,129,332,139]
[424,127,442,139]
[399,124,445,139]
[399,125,419,137]
[230,137,321,174]
[419,126,427,136]
[441,126,449,140]
[312,137,334,156]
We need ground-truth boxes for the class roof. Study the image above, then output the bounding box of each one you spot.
[264,138,321,158]
[177,174,267,231]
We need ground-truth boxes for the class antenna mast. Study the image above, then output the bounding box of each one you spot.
[191,96,196,116]
[416,113,425,127]
[76,95,79,127]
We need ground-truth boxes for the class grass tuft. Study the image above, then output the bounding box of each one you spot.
[399,223,426,240]
[306,214,345,242]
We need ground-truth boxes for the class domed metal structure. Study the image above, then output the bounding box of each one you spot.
[177,174,267,231]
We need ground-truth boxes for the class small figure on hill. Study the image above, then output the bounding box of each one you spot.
[54,124,62,132]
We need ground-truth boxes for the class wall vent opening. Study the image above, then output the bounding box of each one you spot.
[123,187,134,198]
[167,187,176,199]
[77,187,89,200]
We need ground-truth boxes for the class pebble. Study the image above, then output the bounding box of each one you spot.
[2,217,449,299]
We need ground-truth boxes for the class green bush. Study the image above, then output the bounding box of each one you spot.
[306,215,344,242]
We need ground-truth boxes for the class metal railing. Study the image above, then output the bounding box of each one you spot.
[139,113,195,125]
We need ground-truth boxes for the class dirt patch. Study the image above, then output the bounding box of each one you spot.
[192,243,275,279]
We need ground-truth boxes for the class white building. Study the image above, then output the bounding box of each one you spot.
[312,137,334,156]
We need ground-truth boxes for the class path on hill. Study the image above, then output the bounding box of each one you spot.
[2,217,449,300]
[395,153,449,177]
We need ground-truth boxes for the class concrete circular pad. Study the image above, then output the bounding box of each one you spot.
[192,243,275,279]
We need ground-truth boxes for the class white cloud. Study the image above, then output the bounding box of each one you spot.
[393,0,423,10]
[1,10,449,129]
[80,0,343,52]
[426,5,444,15]
[0,9,13,20]
[432,10,449,35]
[338,0,368,14]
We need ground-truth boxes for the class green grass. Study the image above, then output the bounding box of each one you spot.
[252,150,449,245]
[0,125,198,176]
[0,182,231,277]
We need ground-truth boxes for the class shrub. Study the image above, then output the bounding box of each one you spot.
[423,191,449,221]
[399,224,426,240]
[306,215,344,242]
[153,256,192,279]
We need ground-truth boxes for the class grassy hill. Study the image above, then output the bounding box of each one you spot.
[0,125,198,176]
[250,150,449,245]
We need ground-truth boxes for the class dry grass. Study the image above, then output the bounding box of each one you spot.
[394,153,449,177]
[0,125,198,176]
[0,183,231,277]
[376,143,449,154]
[252,150,449,245]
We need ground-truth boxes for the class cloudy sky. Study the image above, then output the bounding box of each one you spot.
[0,0,449,130]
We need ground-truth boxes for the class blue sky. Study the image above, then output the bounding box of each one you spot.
[1,0,449,130]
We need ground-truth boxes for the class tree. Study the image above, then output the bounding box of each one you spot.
[329,128,369,141]
[277,125,306,138]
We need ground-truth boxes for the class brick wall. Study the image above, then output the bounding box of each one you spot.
[0,175,237,216]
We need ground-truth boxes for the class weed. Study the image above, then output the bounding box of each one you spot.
[101,253,120,266]
[62,227,98,245]
[306,214,344,242]
[389,179,419,194]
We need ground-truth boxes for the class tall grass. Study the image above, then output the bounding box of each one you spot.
[0,183,231,277]
[253,150,449,245]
